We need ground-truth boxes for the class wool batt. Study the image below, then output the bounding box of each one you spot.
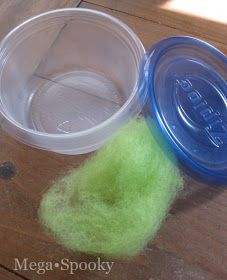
[39,118,183,257]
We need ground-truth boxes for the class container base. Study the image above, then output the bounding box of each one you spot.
[27,70,123,134]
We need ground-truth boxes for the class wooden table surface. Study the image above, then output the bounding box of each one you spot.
[0,1,226,279]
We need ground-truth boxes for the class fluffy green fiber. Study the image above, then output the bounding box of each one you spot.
[39,118,183,257]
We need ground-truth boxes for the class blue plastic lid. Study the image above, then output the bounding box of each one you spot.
[140,36,227,183]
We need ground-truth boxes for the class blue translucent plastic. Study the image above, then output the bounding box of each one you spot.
[139,37,227,184]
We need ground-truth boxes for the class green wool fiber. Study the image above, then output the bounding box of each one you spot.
[39,118,183,257]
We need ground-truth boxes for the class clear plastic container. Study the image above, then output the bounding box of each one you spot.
[0,8,144,154]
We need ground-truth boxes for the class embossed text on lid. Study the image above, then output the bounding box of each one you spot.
[140,36,227,182]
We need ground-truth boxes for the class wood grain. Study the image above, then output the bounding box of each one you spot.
[0,0,81,39]
[0,1,226,280]
[84,0,227,45]
[0,266,24,280]
[153,177,227,279]
[80,2,227,55]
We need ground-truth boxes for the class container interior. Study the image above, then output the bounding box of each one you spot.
[0,11,140,134]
